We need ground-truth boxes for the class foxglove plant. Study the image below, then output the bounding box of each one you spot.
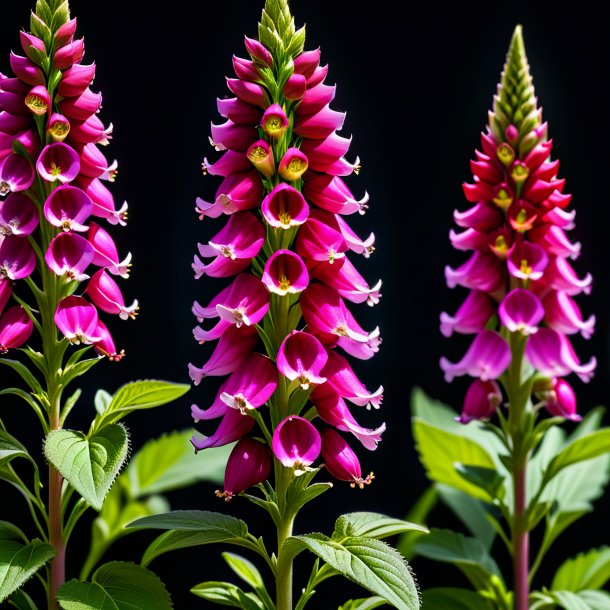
[132,1,423,609]
[0,1,187,608]
[408,27,610,610]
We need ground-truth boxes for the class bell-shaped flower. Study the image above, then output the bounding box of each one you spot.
[261,103,289,140]
[301,283,381,360]
[54,295,102,345]
[300,133,355,175]
[226,77,267,109]
[24,85,50,115]
[0,236,36,280]
[53,38,85,70]
[334,214,375,257]
[192,353,277,421]
[9,52,44,86]
[456,379,502,424]
[217,98,262,127]
[36,143,80,183]
[543,290,595,339]
[45,232,94,281]
[191,407,255,452]
[87,222,132,278]
[312,387,385,450]
[92,319,124,362]
[193,274,268,341]
[244,36,273,66]
[262,250,309,295]
[303,173,368,215]
[294,105,346,140]
[440,330,511,382]
[188,325,258,384]
[47,113,71,142]
[321,428,374,488]
[321,349,383,409]
[196,171,263,219]
[59,87,102,121]
[296,216,347,265]
[86,270,139,320]
[77,144,117,180]
[216,437,271,501]
[498,288,544,335]
[294,48,321,79]
[261,183,309,229]
[0,306,33,353]
[278,147,308,181]
[542,256,592,296]
[44,185,93,232]
[440,290,495,337]
[247,140,275,178]
[210,120,257,153]
[0,153,35,195]
[57,63,96,98]
[283,73,307,100]
[525,328,596,383]
[55,18,78,46]
[507,240,548,281]
[204,150,252,177]
[20,31,46,62]
[277,331,328,389]
[445,251,505,294]
[272,416,321,473]
[193,212,265,279]
[543,378,581,421]
[76,177,128,226]
[0,193,39,236]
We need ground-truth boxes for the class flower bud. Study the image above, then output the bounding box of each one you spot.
[278,147,308,181]
[321,429,374,488]
[456,379,502,424]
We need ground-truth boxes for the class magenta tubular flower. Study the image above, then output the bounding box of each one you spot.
[43,185,93,232]
[262,250,309,295]
[261,103,289,139]
[244,36,273,67]
[247,140,276,178]
[217,438,272,501]
[321,429,374,488]
[542,378,581,421]
[45,232,94,281]
[92,319,124,362]
[498,288,544,335]
[0,306,33,353]
[76,177,128,226]
[296,216,348,265]
[54,295,102,345]
[278,147,309,181]
[277,331,328,389]
[0,280,13,316]
[543,290,595,339]
[36,143,81,183]
[192,407,256,452]
[87,222,132,278]
[272,416,321,472]
[0,153,35,194]
[0,193,39,236]
[261,183,309,228]
[303,173,369,215]
[25,85,50,115]
[0,236,36,280]
[456,379,503,424]
[196,172,264,219]
[440,290,495,337]
[85,270,139,320]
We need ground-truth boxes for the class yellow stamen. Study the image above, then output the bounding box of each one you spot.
[248,146,267,162]
[278,274,291,291]
[278,210,291,226]
[520,259,532,276]
[492,187,513,211]
[496,143,515,166]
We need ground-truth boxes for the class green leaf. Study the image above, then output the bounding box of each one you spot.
[44,425,129,511]
[222,552,264,590]
[0,431,34,468]
[547,590,592,610]
[0,359,43,395]
[454,464,505,499]
[552,547,610,592]
[94,389,113,415]
[7,588,38,609]
[333,513,427,541]
[62,358,100,387]
[422,588,493,609]
[128,511,251,566]
[57,562,172,609]
[414,529,503,591]
[339,597,388,610]
[190,581,264,609]
[0,538,55,603]
[577,590,610,610]
[413,419,498,501]
[288,534,419,610]
[397,486,438,560]
[0,522,27,543]
[125,430,230,497]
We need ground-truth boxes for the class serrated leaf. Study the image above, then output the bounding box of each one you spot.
[190,581,264,609]
[222,553,264,590]
[333,513,427,541]
[552,547,610,592]
[414,529,502,591]
[128,511,250,566]
[421,588,493,609]
[0,538,55,603]
[44,425,129,511]
[338,597,388,610]
[57,562,172,609]
[125,430,230,497]
[288,534,419,610]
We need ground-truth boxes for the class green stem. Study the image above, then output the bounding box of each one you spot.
[275,463,295,610]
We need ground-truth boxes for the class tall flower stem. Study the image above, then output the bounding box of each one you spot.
[512,455,528,610]
[275,464,295,610]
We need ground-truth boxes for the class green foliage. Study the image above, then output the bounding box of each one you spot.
[530,590,610,610]
[258,0,305,58]
[190,581,265,609]
[333,512,427,541]
[552,548,610,592]
[422,588,493,609]
[338,597,388,610]
[57,562,172,610]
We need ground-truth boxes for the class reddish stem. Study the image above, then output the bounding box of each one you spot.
[513,460,529,610]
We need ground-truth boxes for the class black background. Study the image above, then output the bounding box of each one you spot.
[1,1,610,608]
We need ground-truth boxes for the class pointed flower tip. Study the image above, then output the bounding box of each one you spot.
[508,24,526,61]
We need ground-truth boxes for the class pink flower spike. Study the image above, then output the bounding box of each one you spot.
[47,113,71,142]
[262,250,309,296]
[45,232,94,281]
[440,330,511,383]
[194,212,265,279]
[92,319,124,362]
[0,280,13,316]
[25,85,50,115]
[217,437,271,501]
[44,185,93,232]
[88,222,132,278]
[498,288,544,335]
[261,104,289,140]
[86,270,139,320]
[296,216,347,265]
[54,295,102,345]
[543,290,595,339]
[272,416,321,472]
[0,306,33,353]
[278,147,309,182]
[526,328,596,383]
[544,378,581,421]
[277,330,328,389]
[457,379,502,424]
[193,273,269,341]
[196,171,263,219]
[0,193,39,236]
[188,325,258,384]
[283,74,307,101]
[312,388,385,450]
[321,429,374,488]
[0,154,35,195]
[0,236,36,280]
[507,240,549,281]
[36,143,80,184]
[244,37,273,67]
[440,290,495,337]
[191,408,255,452]
[247,140,276,178]
[261,183,309,229]
[303,173,368,215]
